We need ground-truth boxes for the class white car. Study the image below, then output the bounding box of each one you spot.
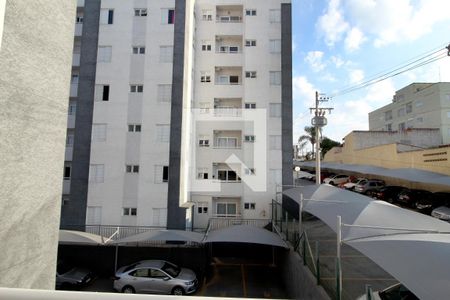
[431,206,450,222]
[323,174,350,186]
[343,178,367,191]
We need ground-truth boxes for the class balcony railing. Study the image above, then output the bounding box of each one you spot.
[216,15,242,23]
[216,46,241,54]
[213,108,242,117]
[213,137,240,148]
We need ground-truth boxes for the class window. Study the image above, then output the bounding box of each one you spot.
[447,111,450,119]
[198,102,209,114]
[134,8,147,17]
[269,9,281,23]
[68,102,76,115]
[66,132,74,146]
[229,76,239,84]
[244,202,256,210]
[398,122,406,131]
[245,71,257,78]
[100,9,114,24]
[269,103,282,117]
[201,72,211,83]
[217,170,239,181]
[245,103,256,109]
[197,168,208,179]
[416,117,423,123]
[406,102,412,114]
[215,137,238,148]
[76,14,83,24]
[385,110,393,121]
[152,208,167,226]
[89,164,104,183]
[61,196,70,206]
[161,8,175,24]
[64,164,71,179]
[87,206,102,224]
[95,85,110,101]
[198,136,210,147]
[270,71,281,85]
[197,202,208,214]
[245,9,257,16]
[154,165,169,183]
[244,135,255,142]
[156,124,170,142]
[244,168,255,175]
[126,165,140,173]
[216,202,237,216]
[98,46,112,62]
[415,101,423,107]
[130,84,144,93]
[123,207,137,216]
[397,107,405,117]
[128,124,141,132]
[386,123,392,131]
[269,39,281,53]
[269,135,282,150]
[202,42,212,51]
[245,40,256,47]
[202,9,212,21]
[71,74,79,84]
[92,124,107,142]
[159,46,173,63]
[132,46,145,54]
[157,84,172,103]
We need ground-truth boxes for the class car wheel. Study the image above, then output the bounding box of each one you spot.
[122,286,135,294]
[329,181,334,185]
[172,286,185,296]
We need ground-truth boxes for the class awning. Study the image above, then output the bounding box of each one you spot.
[204,225,289,249]
[296,161,450,187]
[110,229,204,245]
[284,185,450,300]
[59,230,105,245]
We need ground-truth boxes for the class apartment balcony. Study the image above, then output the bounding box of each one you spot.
[213,130,242,149]
[77,0,84,7]
[212,196,242,217]
[215,66,242,85]
[72,53,80,67]
[65,146,73,161]
[70,83,78,97]
[74,23,83,36]
[213,98,242,117]
[62,179,71,194]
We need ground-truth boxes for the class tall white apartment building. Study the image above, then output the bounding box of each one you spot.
[369,82,450,144]
[61,0,292,230]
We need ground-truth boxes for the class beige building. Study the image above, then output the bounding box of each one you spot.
[369,82,450,144]
[324,130,450,181]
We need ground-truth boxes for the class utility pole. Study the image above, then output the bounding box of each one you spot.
[310,91,333,185]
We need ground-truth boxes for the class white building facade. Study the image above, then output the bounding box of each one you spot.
[61,0,292,230]
[369,82,450,145]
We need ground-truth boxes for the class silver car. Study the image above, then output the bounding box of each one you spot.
[114,260,198,295]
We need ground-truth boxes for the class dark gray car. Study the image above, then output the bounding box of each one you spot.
[354,179,385,195]
[113,260,198,295]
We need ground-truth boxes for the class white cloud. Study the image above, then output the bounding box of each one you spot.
[316,0,349,46]
[344,27,366,52]
[330,56,345,68]
[344,0,450,47]
[304,51,326,72]
[293,76,316,105]
[349,69,364,84]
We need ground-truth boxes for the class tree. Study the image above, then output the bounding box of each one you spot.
[298,126,317,159]
[320,137,341,157]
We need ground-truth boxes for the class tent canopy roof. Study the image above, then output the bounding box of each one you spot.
[59,230,105,245]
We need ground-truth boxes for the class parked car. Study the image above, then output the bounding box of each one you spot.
[323,174,350,186]
[416,192,450,214]
[354,179,385,195]
[342,177,367,191]
[431,205,450,222]
[114,260,198,295]
[356,283,418,300]
[370,185,404,203]
[396,188,432,208]
[56,261,94,290]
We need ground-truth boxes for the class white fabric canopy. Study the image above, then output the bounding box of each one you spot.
[110,229,204,245]
[284,185,450,300]
[204,225,288,248]
[59,230,105,245]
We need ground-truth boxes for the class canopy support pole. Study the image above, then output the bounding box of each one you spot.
[114,245,119,272]
[336,216,342,300]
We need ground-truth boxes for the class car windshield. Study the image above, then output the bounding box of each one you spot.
[162,262,181,277]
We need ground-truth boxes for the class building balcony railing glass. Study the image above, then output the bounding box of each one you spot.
[216,15,242,23]
[213,137,241,149]
[213,107,242,117]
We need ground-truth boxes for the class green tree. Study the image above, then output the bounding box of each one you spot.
[320,137,341,157]
[298,126,317,159]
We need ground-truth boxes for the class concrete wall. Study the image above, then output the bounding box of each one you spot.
[0,0,5,49]
[280,249,330,300]
[0,0,75,289]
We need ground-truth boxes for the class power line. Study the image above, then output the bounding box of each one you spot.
[329,43,450,97]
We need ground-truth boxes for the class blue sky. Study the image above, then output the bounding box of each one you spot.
[291,0,450,146]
